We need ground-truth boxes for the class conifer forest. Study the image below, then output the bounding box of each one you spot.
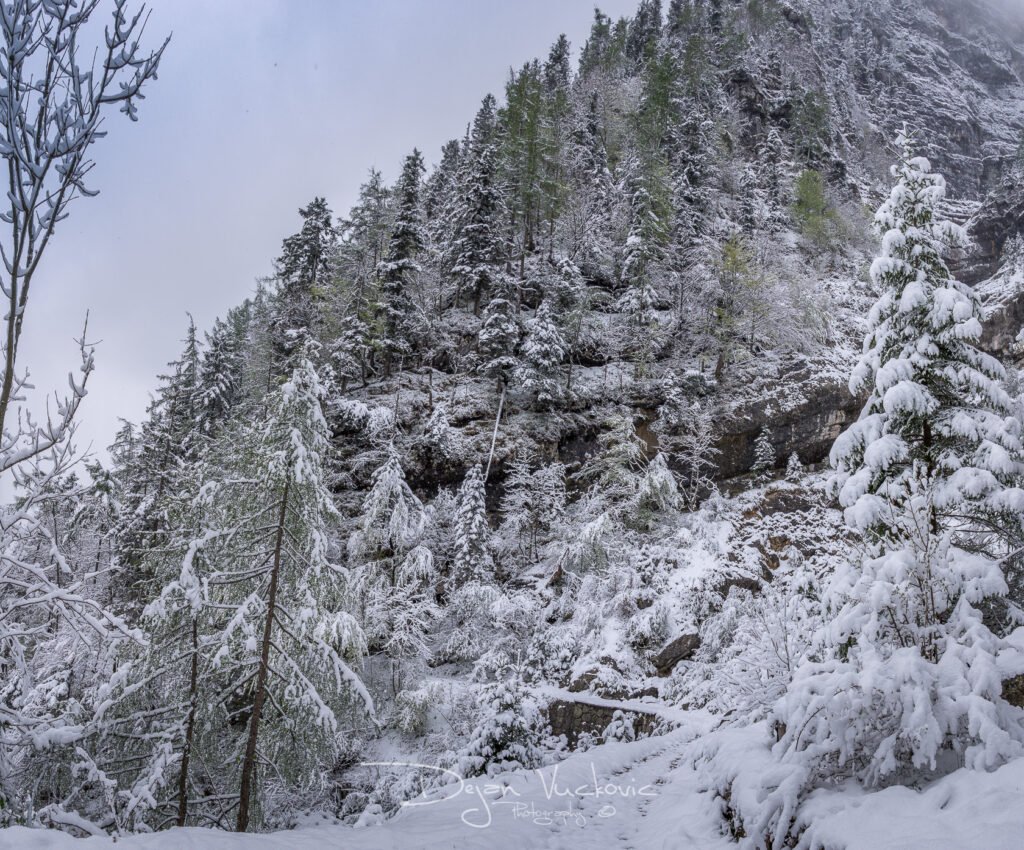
[3,1,1024,848]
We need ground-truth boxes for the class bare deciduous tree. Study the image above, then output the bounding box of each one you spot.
[0,0,168,448]
[0,0,167,823]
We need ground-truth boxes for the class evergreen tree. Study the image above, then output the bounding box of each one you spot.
[274,197,338,353]
[539,35,572,256]
[765,135,1024,842]
[378,150,426,376]
[503,61,545,274]
[626,0,663,66]
[616,152,667,375]
[577,413,648,507]
[786,451,803,480]
[478,272,522,393]
[348,449,438,692]
[337,169,392,380]
[452,464,491,585]
[417,402,458,465]
[500,451,566,565]
[563,92,614,284]
[111,323,207,608]
[451,95,504,314]
[198,312,245,436]
[654,391,720,509]
[633,452,680,528]
[455,675,546,778]
[89,464,216,830]
[516,300,567,408]
[752,428,775,477]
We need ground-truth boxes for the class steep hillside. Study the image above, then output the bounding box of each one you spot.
[6,0,1024,844]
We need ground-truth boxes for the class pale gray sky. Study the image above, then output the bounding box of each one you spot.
[22,0,638,465]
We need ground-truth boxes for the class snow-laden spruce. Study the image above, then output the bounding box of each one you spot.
[725,133,1024,847]
[454,674,547,778]
[348,447,438,691]
[516,300,568,409]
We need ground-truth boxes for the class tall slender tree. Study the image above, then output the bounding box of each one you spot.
[378,151,426,376]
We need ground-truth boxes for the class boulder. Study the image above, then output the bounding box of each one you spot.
[546,699,659,748]
[651,633,701,676]
[1003,674,1024,709]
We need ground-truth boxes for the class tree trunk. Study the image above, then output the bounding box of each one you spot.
[236,480,290,833]
[176,616,200,827]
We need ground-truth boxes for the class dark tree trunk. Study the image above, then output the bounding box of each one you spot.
[176,616,200,827]
[236,481,290,832]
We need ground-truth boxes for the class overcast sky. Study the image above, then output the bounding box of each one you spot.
[21,0,638,466]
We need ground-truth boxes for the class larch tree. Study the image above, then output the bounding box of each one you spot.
[86,462,217,831]
[196,356,371,832]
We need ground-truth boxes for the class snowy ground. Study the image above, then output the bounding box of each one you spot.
[4,715,1024,850]
[2,718,731,850]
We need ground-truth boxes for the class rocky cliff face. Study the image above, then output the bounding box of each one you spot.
[674,0,1024,479]
[342,0,1024,499]
[811,0,1024,199]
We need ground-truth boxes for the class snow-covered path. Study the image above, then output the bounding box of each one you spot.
[0,722,731,850]
[7,718,1024,850]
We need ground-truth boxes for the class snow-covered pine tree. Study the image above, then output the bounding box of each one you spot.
[602,709,636,743]
[616,151,666,377]
[452,464,492,585]
[198,312,246,436]
[761,132,1024,844]
[418,401,459,465]
[785,451,803,480]
[451,95,504,315]
[0,468,139,826]
[653,390,721,510]
[502,60,545,276]
[477,271,522,393]
[87,468,217,831]
[455,674,546,778]
[110,324,212,611]
[424,140,461,241]
[539,35,571,258]
[378,150,426,377]
[516,300,567,409]
[499,450,567,566]
[633,453,680,529]
[273,197,338,354]
[348,448,437,693]
[752,428,775,477]
[198,355,371,831]
[563,92,613,284]
[626,0,662,66]
[336,168,392,381]
[577,412,649,508]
